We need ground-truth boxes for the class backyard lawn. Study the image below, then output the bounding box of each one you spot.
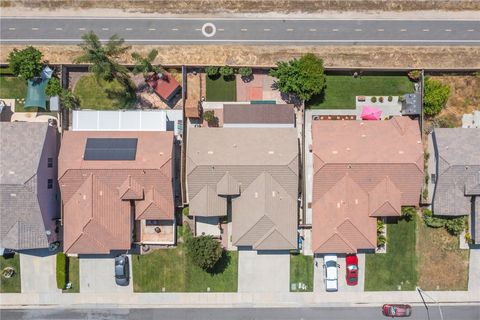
[0,254,21,293]
[133,226,238,292]
[365,217,417,291]
[307,75,414,109]
[417,215,469,290]
[74,75,133,110]
[206,75,237,102]
[0,76,27,111]
[290,253,313,292]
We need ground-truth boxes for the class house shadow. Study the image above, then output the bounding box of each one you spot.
[17,248,57,257]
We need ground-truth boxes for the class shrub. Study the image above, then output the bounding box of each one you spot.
[377,219,385,235]
[45,77,62,97]
[56,253,67,289]
[424,78,450,117]
[219,66,234,77]
[379,96,384,103]
[445,216,466,236]
[422,208,445,228]
[377,234,387,247]
[60,89,80,110]
[186,235,223,271]
[205,66,219,77]
[401,207,416,221]
[371,96,377,103]
[408,70,422,82]
[203,110,218,127]
[182,206,190,217]
[388,96,393,102]
[465,232,473,244]
[238,67,253,78]
[8,46,44,80]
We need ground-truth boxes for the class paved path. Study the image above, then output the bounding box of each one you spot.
[1,18,479,45]
[2,305,479,320]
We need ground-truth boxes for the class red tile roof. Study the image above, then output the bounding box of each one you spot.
[147,73,180,101]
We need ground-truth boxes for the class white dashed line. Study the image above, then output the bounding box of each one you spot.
[31,27,39,30]
[55,27,63,31]
[218,28,224,32]
[309,28,317,32]
[286,28,294,32]
[171,28,179,31]
[240,28,248,32]
[423,29,430,32]
[467,29,475,32]
[445,29,452,32]
[400,29,407,32]
[148,28,156,31]
[354,29,362,32]
[263,28,271,31]
[332,28,339,32]
[195,28,201,31]
[102,28,109,31]
[8,27,15,31]
[377,29,384,32]
[79,27,86,31]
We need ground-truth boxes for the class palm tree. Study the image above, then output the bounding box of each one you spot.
[131,49,163,79]
[75,31,130,82]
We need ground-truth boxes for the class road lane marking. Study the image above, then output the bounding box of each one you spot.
[467,29,475,32]
[102,28,109,31]
[423,29,430,32]
[263,28,271,31]
[56,27,63,31]
[354,29,362,32]
[171,28,179,31]
[240,28,248,32]
[400,29,407,32]
[8,27,15,30]
[332,28,339,32]
[79,27,86,31]
[377,29,384,32]
[309,28,317,32]
[286,28,294,31]
[148,28,156,31]
[31,27,39,30]
[445,29,452,32]
[218,28,224,32]
[125,28,132,31]
[195,28,201,31]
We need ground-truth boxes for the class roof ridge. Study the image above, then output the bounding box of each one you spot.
[234,214,275,246]
[339,218,376,248]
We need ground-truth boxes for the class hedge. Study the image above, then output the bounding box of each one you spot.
[56,252,67,289]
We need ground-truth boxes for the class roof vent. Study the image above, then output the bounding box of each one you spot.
[360,122,364,125]
[332,150,338,154]
[254,192,259,198]
[272,191,276,197]
[207,151,214,155]
[346,147,351,151]
[10,193,16,197]
[361,134,367,138]
[398,150,404,154]
[336,202,341,208]
[159,152,164,156]
[355,199,359,205]
[82,195,87,200]
[99,190,103,196]
[233,144,237,148]
[8,171,15,175]
[268,151,275,155]
[417,140,421,144]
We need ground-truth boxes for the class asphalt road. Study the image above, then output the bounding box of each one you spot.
[1,18,479,45]
[1,305,479,320]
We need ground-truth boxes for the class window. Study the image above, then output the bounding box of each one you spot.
[47,158,53,168]
[47,179,53,189]
[146,220,161,226]
[431,173,436,184]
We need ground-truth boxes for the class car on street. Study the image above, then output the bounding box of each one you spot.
[114,254,129,286]
[382,304,412,317]
[346,254,359,286]
[323,254,338,292]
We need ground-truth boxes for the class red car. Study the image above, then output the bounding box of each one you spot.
[382,304,412,317]
[345,254,358,286]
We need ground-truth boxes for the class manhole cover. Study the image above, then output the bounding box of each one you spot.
[202,23,216,38]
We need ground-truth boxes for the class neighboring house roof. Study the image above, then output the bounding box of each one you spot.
[184,99,201,118]
[223,104,294,127]
[0,122,52,249]
[311,117,424,254]
[59,131,174,254]
[147,73,180,101]
[187,128,298,250]
[432,128,480,217]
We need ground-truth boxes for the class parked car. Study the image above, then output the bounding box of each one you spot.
[382,304,412,317]
[323,254,338,292]
[114,255,129,286]
[346,254,359,286]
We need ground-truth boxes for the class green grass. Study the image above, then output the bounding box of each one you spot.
[133,226,238,292]
[0,254,21,293]
[65,257,80,293]
[56,253,67,290]
[365,217,418,291]
[0,76,27,110]
[206,75,237,102]
[290,253,313,292]
[307,75,414,109]
[74,75,133,110]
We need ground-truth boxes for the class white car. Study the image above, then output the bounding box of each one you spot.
[323,254,338,292]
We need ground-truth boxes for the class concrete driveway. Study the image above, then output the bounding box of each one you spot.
[20,249,61,294]
[79,254,133,293]
[314,254,365,293]
[238,249,290,293]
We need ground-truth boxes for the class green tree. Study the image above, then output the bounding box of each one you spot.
[238,67,253,78]
[131,49,162,78]
[424,78,450,117]
[219,66,234,77]
[269,53,326,101]
[186,235,223,271]
[75,31,130,83]
[205,66,219,77]
[45,77,63,97]
[60,89,80,110]
[7,46,43,80]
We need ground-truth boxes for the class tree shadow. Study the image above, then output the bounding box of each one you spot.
[106,87,136,109]
[223,74,236,82]
[207,74,221,81]
[206,250,231,275]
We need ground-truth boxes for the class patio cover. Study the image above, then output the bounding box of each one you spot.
[361,106,382,120]
[25,78,49,110]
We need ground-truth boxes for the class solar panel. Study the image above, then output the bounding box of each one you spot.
[84,138,138,161]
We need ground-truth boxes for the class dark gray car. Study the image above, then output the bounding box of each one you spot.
[114,255,129,286]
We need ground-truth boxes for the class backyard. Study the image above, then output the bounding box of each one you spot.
[206,75,237,102]
[0,254,21,293]
[290,253,313,292]
[307,75,414,109]
[73,75,134,110]
[133,226,238,292]
[365,217,417,291]
[417,215,469,290]
[0,75,26,111]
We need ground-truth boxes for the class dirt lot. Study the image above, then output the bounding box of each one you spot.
[2,45,480,69]
[3,0,479,13]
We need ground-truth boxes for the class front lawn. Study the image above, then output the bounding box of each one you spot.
[206,75,237,102]
[365,217,417,291]
[74,74,134,110]
[290,253,313,292]
[307,75,414,109]
[0,254,21,293]
[66,257,80,293]
[417,215,469,290]
[133,226,238,292]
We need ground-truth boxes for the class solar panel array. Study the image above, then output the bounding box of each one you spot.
[84,138,138,161]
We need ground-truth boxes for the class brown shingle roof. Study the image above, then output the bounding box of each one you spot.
[223,104,294,125]
[59,131,174,254]
[185,99,201,118]
[312,117,423,254]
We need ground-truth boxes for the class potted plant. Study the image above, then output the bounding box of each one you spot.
[379,96,384,103]
[371,96,377,103]
[388,96,393,102]
[408,70,422,82]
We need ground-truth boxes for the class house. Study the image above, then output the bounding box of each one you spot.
[429,128,480,244]
[311,117,423,254]
[147,72,180,102]
[186,128,299,250]
[58,131,175,254]
[0,122,59,250]
[223,104,295,128]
